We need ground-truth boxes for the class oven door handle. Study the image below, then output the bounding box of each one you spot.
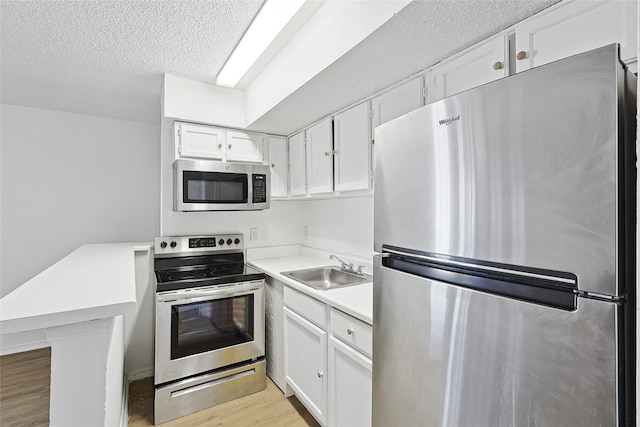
[157,281,263,304]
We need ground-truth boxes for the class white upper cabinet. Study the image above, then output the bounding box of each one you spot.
[428,34,508,103]
[371,77,423,129]
[174,122,265,163]
[288,131,307,197]
[174,122,225,160]
[515,0,638,73]
[306,118,334,196]
[282,0,637,200]
[268,135,288,198]
[224,130,264,163]
[333,102,372,193]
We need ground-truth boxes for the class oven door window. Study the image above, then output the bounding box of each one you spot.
[183,171,248,204]
[171,294,254,360]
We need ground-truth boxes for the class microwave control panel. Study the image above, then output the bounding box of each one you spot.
[252,174,267,203]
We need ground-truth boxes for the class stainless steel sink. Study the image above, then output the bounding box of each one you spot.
[281,266,372,290]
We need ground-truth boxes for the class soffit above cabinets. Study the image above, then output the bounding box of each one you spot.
[1,0,558,132]
[246,0,561,135]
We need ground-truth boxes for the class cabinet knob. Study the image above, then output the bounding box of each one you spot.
[218,143,222,149]
[228,144,232,149]
[317,371,324,378]
[347,328,354,335]
[516,50,527,60]
[493,61,503,70]
[325,151,331,156]
[271,163,276,168]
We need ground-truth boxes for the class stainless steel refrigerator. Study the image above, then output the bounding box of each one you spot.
[373,44,636,427]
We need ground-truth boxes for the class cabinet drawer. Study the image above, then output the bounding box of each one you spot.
[330,308,372,358]
[284,286,326,328]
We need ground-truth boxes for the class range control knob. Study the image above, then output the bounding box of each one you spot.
[160,241,167,249]
[219,239,225,245]
[234,238,240,245]
[226,238,233,245]
[170,241,177,248]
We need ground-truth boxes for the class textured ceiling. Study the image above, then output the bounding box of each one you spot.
[1,0,264,124]
[1,0,559,132]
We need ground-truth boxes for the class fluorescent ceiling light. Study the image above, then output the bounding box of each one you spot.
[217,0,306,88]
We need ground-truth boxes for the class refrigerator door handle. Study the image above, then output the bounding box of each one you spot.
[382,245,577,286]
[380,246,579,311]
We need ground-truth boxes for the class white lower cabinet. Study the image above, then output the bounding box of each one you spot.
[284,286,372,427]
[328,337,372,427]
[284,306,328,425]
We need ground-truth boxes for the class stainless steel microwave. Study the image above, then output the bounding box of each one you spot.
[173,159,270,211]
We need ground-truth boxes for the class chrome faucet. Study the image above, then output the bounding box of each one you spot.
[330,255,365,275]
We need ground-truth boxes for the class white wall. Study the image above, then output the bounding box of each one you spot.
[105,315,126,427]
[0,104,160,297]
[124,248,155,380]
[163,74,245,128]
[301,196,374,260]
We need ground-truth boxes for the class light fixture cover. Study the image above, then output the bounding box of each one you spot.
[217,0,306,88]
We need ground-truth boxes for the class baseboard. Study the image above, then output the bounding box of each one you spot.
[127,367,154,382]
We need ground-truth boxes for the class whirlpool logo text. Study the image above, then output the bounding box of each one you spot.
[438,115,461,126]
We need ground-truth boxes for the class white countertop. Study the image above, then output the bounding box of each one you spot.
[0,243,148,335]
[249,252,373,325]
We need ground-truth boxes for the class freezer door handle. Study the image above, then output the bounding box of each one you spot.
[380,248,578,311]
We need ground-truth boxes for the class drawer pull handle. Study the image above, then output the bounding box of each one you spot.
[516,50,527,60]
[347,328,354,335]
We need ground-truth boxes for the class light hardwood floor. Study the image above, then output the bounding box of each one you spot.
[128,376,320,427]
[0,347,51,427]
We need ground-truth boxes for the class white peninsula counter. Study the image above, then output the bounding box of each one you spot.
[0,243,144,335]
[0,243,150,427]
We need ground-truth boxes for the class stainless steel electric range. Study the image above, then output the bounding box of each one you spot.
[153,234,266,425]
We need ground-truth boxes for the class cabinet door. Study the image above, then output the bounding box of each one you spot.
[268,136,288,198]
[334,102,371,193]
[175,122,225,160]
[371,77,423,129]
[430,34,508,102]
[284,307,327,425]
[515,0,638,73]
[306,118,334,195]
[225,130,264,163]
[328,336,372,427]
[288,131,307,197]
